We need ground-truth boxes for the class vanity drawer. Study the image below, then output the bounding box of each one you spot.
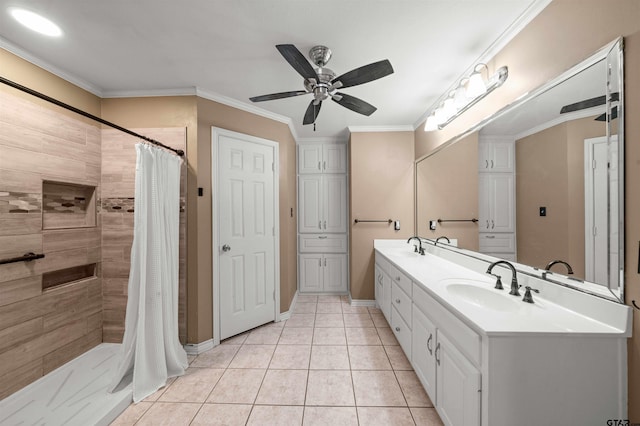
[479,233,515,253]
[299,235,347,253]
[391,306,412,359]
[392,282,412,326]
[413,284,481,366]
[388,265,412,296]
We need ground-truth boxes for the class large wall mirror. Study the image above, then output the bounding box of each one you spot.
[415,38,624,302]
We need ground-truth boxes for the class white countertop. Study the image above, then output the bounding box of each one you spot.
[375,240,631,337]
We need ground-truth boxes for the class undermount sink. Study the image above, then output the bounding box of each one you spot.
[446,283,520,312]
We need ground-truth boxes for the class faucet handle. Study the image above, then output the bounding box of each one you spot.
[489,273,503,290]
[522,286,540,303]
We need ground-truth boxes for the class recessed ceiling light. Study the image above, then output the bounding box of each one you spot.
[9,8,62,37]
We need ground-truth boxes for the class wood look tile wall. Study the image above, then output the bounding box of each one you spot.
[101,128,187,344]
[0,91,102,399]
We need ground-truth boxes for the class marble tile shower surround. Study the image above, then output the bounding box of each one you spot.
[111,296,444,426]
[0,90,102,399]
[101,127,187,344]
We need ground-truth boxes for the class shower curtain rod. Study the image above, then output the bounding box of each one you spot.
[0,76,185,157]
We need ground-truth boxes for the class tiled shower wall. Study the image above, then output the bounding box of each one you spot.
[0,91,102,399]
[101,128,187,344]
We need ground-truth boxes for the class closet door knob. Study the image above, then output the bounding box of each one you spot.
[222,244,231,252]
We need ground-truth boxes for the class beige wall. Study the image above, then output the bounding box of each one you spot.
[349,131,414,300]
[416,132,479,250]
[415,0,640,417]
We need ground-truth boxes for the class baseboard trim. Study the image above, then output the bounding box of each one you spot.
[183,339,214,355]
[279,290,298,321]
[348,295,376,307]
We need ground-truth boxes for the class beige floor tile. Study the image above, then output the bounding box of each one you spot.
[142,377,176,402]
[368,307,383,314]
[221,333,248,345]
[315,302,342,313]
[305,370,355,406]
[352,370,406,407]
[296,295,318,303]
[228,344,275,368]
[110,401,153,425]
[357,407,415,426]
[317,295,342,303]
[348,345,392,370]
[341,304,370,314]
[396,370,434,407]
[377,327,399,345]
[269,344,311,369]
[246,405,304,426]
[255,369,308,405]
[371,313,390,328]
[279,327,314,345]
[385,345,413,370]
[294,302,317,314]
[314,313,344,327]
[207,368,266,404]
[191,345,240,368]
[411,407,445,425]
[345,327,382,345]
[245,327,283,344]
[343,313,374,328]
[135,402,201,426]
[187,354,197,365]
[312,327,347,345]
[310,345,350,370]
[190,404,252,426]
[285,313,315,328]
[261,320,286,329]
[159,367,224,402]
[302,406,358,426]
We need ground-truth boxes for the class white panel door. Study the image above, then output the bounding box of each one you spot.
[298,176,322,233]
[218,133,276,340]
[323,144,347,173]
[585,138,609,284]
[324,175,347,233]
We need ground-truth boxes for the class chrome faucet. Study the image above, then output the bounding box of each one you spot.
[434,236,450,246]
[407,236,425,255]
[486,260,520,296]
[544,260,574,275]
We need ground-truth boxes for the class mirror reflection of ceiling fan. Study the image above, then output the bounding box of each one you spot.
[560,92,619,121]
[250,44,394,127]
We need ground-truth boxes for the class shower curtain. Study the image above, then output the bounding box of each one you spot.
[109,143,188,403]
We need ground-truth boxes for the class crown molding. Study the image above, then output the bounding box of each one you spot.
[412,0,553,130]
[0,36,104,97]
[102,87,198,98]
[348,125,414,133]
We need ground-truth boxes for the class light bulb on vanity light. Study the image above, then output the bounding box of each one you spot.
[442,94,457,118]
[434,105,447,125]
[466,64,488,98]
[424,113,438,131]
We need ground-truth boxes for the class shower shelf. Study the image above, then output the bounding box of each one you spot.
[42,263,97,291]
[42,180,97,230]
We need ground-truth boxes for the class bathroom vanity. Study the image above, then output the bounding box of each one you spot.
[375,239,631,426]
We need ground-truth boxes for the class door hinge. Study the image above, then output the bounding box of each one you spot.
[273,291,275,301]
[593,226,598,236]
[272,162,274,172]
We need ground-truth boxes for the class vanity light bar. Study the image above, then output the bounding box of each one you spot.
[424,65,509,131]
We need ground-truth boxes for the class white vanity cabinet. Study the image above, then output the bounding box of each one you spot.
[298,143,347,174]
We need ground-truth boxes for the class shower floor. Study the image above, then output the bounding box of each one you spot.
[0,343,132,426]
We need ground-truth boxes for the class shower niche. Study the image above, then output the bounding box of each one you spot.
[42,180,97,229]
[42,263,98,291]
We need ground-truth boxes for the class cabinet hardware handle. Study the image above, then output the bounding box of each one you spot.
[396,276,401,281]
[318,161,321,170]
[491,220,495,229]
[427,333,433,355]
[485,160,488,168]
[318,236,327,239]
[319,221,322,229]
[491,160,494,168]
[395,326,401,332]
[486,220,489,229]
[395,299,401,303]
[486,235,495,239]
[435,342,441,365]
[324,220,327,229]
[324,258,327,267]
[323,161,326,170]
[318,259,321,267]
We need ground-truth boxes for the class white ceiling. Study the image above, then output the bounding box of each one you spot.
[0,0,550,141]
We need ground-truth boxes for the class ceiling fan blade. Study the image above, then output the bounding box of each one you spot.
[276,44,319,81]
[250,90,308,102]
[560,95,606,114]
[303,100,322,125]
[332,92,377,116]
[331,59,394,89]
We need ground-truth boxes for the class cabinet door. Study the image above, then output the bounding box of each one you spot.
[298,144,323,174]
[323,175,347,233]
[323,144,347,173]
[436,331,481,426]
[478,174,492,232]
[375,266,384,308]
[323,254,347,292]
[412,306,437,400]
[478,143,491,171]
[490,141,514,172]
[489,174,514,232]
[299,254,323,292]
[298,176,323,233]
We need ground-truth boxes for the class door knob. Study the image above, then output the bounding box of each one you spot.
[222,244,231,252]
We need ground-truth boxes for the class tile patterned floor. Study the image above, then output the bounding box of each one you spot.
[110,295,444,425]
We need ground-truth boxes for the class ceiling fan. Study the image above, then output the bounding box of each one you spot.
[250,44,394,126]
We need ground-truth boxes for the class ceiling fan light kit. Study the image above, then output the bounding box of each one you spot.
[424,64,509,131]
[250,44,394,127]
